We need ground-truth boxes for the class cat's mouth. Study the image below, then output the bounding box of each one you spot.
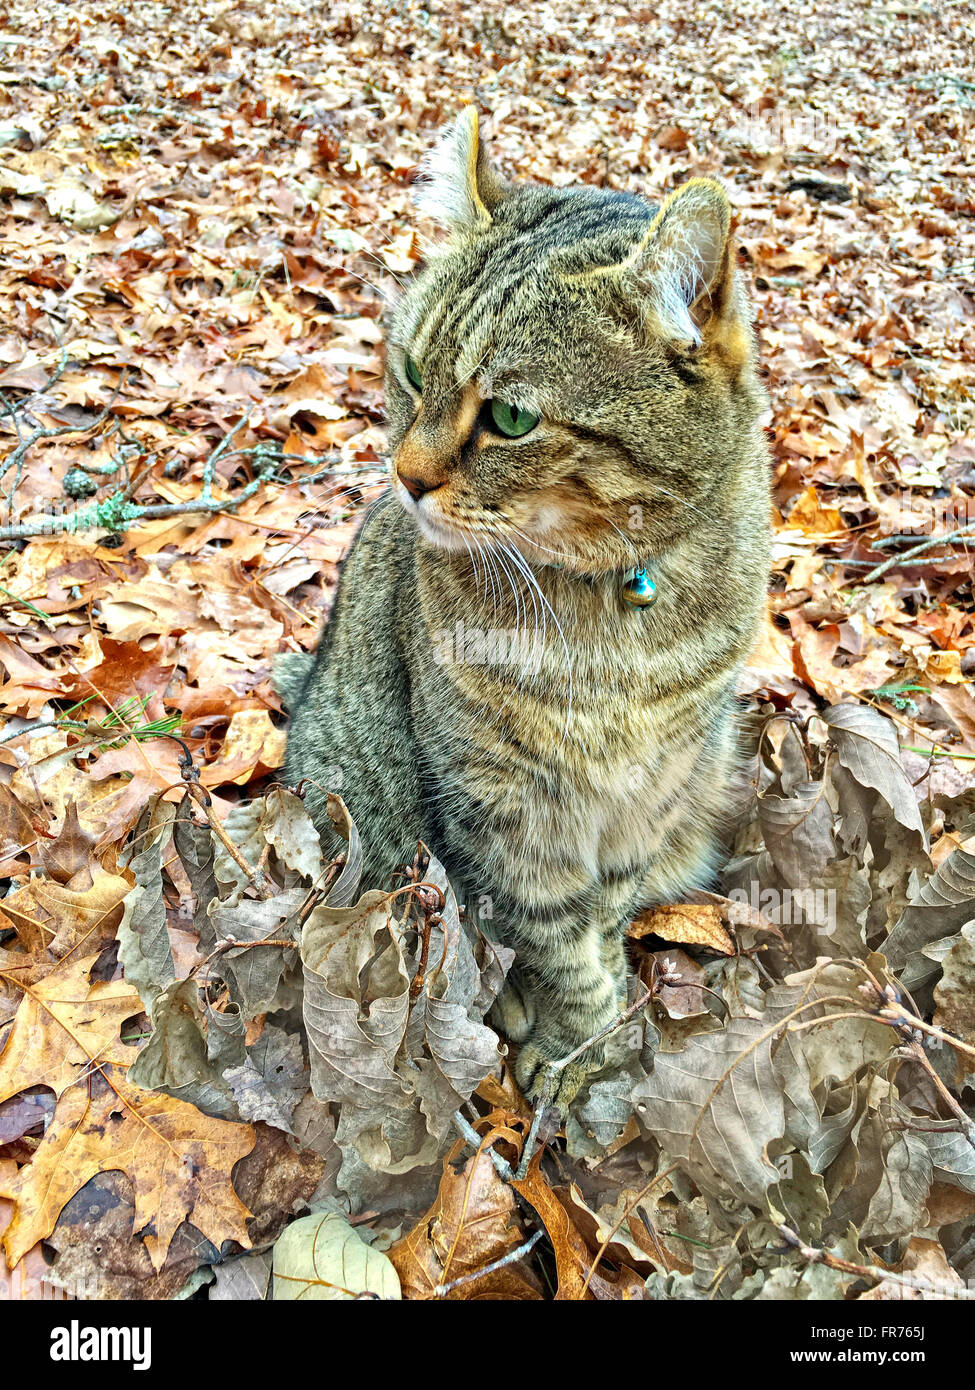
[396,478,598,569]
[394,479,471,553]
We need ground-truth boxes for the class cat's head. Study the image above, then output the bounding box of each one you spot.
[386,108,765,573]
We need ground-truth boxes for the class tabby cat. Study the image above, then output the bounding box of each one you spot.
[278,108,771,1109]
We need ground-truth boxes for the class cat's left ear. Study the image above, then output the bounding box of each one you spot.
[630,178,737,350]
[413,107,508,232]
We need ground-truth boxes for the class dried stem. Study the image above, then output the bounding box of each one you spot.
[775,1225,975,1298]
[862,521,975,582]
[434,1228,543,1297]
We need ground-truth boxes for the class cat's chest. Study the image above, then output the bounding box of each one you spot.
[448,642,690,874]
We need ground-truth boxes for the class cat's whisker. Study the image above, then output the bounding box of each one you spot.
[299,483,388,519]
[288,468,388,508]
[353,207,439,261]
[498,538,574,740]
[359,249,411,294]
[475,533,501,621]
[491,541,524,647]
[501,539,545,665]
[462,532,485,606]
[329,264,394,305]
[605,517,642,558]
[644,481,712,524]
[501,522,580,566]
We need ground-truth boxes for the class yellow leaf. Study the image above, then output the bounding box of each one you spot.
[0,1065,254,1270]
[628,902,735,956]
[0,953,141,1105]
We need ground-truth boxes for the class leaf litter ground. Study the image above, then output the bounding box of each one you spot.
[0,0,973,1301]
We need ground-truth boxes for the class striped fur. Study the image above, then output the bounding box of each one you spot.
[283,115,771,1109]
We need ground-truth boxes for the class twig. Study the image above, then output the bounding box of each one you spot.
[451,1111,513,1182]
[775,1225,975,1298]
[862,521,975,582]
[199,414,250,504]
[183,781,273,900]
[0,359,125,517]
[897,1039,975,1140]
[0,717,59,744]
[0,438,364,542]
[434,1228,543,1297]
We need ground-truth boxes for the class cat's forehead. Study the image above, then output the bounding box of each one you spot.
[393,184,656,385]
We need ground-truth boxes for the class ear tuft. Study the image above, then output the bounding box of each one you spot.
[413,107,505,232]
[635,178,734,348]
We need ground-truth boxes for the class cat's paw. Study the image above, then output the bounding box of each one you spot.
[515,1038,606,1114]
[490,973,536,1043]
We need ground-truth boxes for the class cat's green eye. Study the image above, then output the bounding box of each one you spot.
[404,355,422,391]
[489,399,540,438]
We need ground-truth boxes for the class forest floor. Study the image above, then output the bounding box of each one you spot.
[0,0,973,1302]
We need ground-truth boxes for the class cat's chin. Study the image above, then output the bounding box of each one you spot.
[411,509,471,553]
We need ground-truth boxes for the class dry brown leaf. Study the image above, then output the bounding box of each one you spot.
[856,1237,964,1300]
[200,709,287,786]
[1,870,132,960]
[0,1159,72,1301]
[0,952,141,1105]
[628,902,735,956]
[387,1132,542,1300]
[0,1064,255,1269]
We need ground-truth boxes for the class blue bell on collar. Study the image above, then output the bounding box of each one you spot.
[621,566,657,608]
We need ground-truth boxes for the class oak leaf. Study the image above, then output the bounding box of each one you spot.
[0,1064,255,1269]
[388,1134,542,1300]
[0,953,141,1105]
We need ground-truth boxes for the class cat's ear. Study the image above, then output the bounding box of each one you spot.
[630,178,736,349]
[413,107,507,232]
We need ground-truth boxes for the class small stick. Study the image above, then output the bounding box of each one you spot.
[775,1225,975,1298]
[434,1229,543,1297]
[861,521,975,582]
[451,1110,513,1182]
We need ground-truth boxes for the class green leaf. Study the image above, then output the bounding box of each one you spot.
[272,1213,400,1301]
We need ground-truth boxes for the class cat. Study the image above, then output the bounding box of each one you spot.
[277,108,771,1110]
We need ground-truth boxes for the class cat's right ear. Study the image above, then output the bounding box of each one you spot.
[413,107,508,232]
[626,178,737,351]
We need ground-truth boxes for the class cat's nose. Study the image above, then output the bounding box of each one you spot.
[398,471,442,500]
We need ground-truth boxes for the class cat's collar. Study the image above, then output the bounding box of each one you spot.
[620,566,657,608]
[548,562,658,608]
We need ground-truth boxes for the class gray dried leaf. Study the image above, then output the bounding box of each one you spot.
[127,977,237,1119]
[208,886,304,1015]
[225,1025,308,1132]
[172,791,219,923]
[864,1124,933,1243]
[807,1086,858,1176]
[758,780,835,884]
[301,853,508,1176]
[210,1251,272,1301]
[884,848,975,989]
[822,703,926,843]
[259,787,323,883]
[117,802,175,1010]
[631,1014,786,1203]
[917,1119,975,1195]
[301,890,410,1111]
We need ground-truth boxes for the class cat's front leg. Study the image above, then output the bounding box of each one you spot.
[502,922,628,1111]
